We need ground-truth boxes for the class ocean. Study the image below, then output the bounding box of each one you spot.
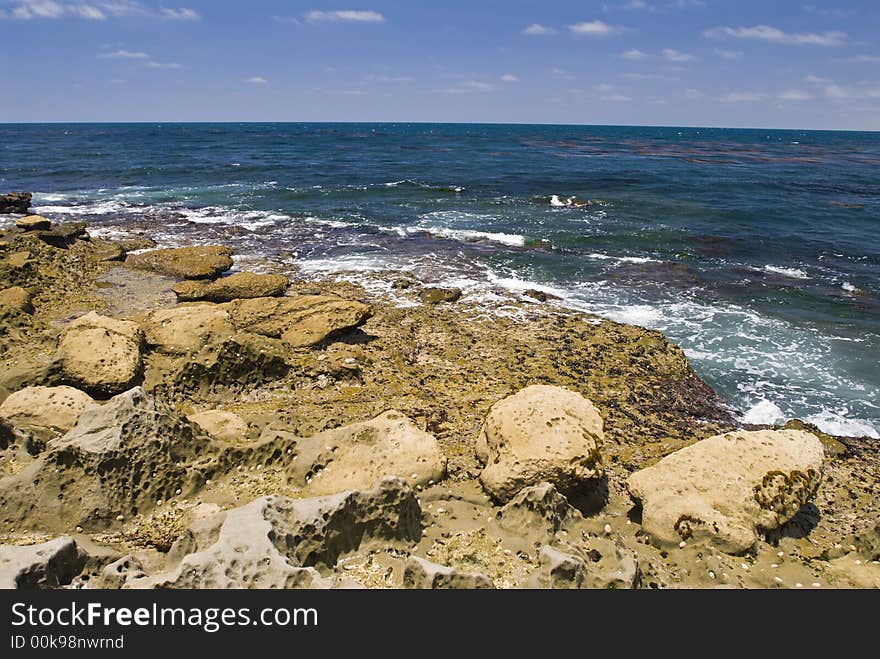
[1,122,878,438]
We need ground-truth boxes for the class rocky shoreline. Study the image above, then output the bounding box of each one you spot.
[0,209,877,589]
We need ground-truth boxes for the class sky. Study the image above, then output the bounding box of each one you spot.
[1,0,878,129]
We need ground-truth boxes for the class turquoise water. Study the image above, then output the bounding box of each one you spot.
[1,123,878,437]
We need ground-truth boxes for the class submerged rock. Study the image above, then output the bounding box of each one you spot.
[0,537,88,589]
[223,295,372,347]
[172,272,290,302]
[57,311,143,396]
[0,385,94,440]
[420,287,462,304]
[141,305,235,354]
[126,245,234,280]
[0,192,32,215]
[403,556,494,589]
[133,478,421,589]
[286,410,447,496]
[476,385,605,503]
[626,429,824,554]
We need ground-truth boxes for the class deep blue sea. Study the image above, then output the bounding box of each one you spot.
[1,123,878,437]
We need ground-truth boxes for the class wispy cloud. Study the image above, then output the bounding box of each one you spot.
[715,49,743,60]
[523,23,555,35]
[3,1,199,21]
[568,20,616,36]
[662,48,695,61]
[438,79,495,94]
[777,89,811,101]
[245,76,268,84]
[305,10,385,23]
[146,60,180,69]
[500,73,518,82]
[705,24,847,46]
[601,93,632,102]
[621,48,647,60]
[719,91,765,102]
[850,54,880,63]
[98,49,148,59]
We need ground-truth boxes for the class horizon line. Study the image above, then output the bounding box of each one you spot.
[0,120,877,133]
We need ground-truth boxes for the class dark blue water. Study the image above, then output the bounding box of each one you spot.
[2,123,878,437]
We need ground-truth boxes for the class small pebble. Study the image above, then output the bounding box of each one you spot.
[708,571,716,579]
[116,515,124,522]
[774,577,783,584]
[795,582,803,588]
[175,488,182,495]
[604,524,612,535]
[777,551,784,558]
[679,541,687,549]
[75,526,83,533]
[812,582,821,588]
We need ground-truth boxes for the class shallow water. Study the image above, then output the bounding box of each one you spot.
[1,122,878,437]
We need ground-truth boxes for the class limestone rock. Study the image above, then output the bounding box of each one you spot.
[15,215,51,231]
[536,540,639,589]
[0,286,32,313]
[37,222,87,248]
[0,537,87,589]
[403,556,494,589]
[420,287,462,304]
[187,410,248,443]
[0,385,94,440]
[57,312,143,396]
[0,387,201,531]
[476,385,604,503]
[90,239,126,262]
[99,554,147,589]
[169,332,291,395]
[498,482,580,541]
[0,192,31,214]
[126,245,233,280]
[288,410,447,496]
[141,305,234,354]
[133,478,420,589]
[626,429,824,554]
[172,272,290,302]
[223,295,372,347]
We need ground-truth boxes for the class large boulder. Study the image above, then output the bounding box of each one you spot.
[141,305,234,354]
[57,312,143,396]
[476,385,605,503]
[0,385,94,440]
[286,411,447,496]
[15,214,51,231]
[0,387,202,531]
[0,286,32,314]
[0,192,31,214]
[626,429,824,554]
[403,556,494,589]
[132,478,421,589]
[0,537,87,589]
[172,272,290,302]
[420,287,462,305]
[187,410,248,443]
[222,295,372,347]
[37,222,88,248]
[126,245,233,280]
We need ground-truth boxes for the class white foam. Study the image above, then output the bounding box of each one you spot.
[587,252,659,264]
[741,399,786,425]
[763,265,810,279]
[804,410,879,439]
[841,281,860,293]
[417,226,525,247]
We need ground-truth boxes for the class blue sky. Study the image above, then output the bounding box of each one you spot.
[1,1,878,129]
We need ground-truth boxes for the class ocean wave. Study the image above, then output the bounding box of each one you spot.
[762,265,810,279]
[586,252,659,264]
[383,179,464,192]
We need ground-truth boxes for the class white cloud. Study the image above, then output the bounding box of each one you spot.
[3,1,199,21]
[715,49,743,60]
[366,74,414,83]
[500,73,518,82]
[161,7,199,21]
[804,74,832,85]
[146,60,180,69]
[705,25,846,47]
[662,48,695,61]
[246,76,268,84]
[684,88,704,99]
[523,23,554,35]
[305,10,385,23]
[98,49,148,58]
[778,89,811,101]
[601,93,632,102]
[568,20,616,36]
[438,80,495,94]
[852,55,880,63]
[621,49,647,60]
[719,91,765,102]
